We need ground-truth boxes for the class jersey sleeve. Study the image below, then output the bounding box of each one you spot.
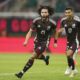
[49,19,57,29]
[60,18,64,28]
[77,23,80,45]
[75,16,80,45]
[52,21,57,29]
[31,19,37,30]
[77,21,80,45]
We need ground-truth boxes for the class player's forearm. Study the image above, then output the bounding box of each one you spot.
[25,29,33,42]
[58,28,64,34]
[57,28,64,38]
[54,29,58,43]
[54,31,58,40]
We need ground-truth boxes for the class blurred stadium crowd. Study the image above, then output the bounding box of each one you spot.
[0,0,80,12]
[0,0,80,37]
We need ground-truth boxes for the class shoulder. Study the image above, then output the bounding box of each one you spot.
[49,18,56,25]
[33,17,41,23]
[73,15,80,22]
[61,17,67,22]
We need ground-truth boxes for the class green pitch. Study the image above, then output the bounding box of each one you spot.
[0,53,80,80]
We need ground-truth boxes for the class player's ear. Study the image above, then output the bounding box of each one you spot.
[72,10,74,13]
[72,10,74,15]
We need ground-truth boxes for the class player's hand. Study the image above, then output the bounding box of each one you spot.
[24,41,27,46]
[54,43,57,48]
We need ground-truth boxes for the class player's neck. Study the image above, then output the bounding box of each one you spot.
[42,18,48,22]
[67,16,73,21]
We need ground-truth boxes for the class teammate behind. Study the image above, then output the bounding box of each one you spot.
[58,8,80,77]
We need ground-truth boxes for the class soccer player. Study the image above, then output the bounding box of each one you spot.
[15,5,58,78]
[58,8,80,77]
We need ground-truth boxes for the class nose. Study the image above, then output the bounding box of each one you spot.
[43,13,45,15]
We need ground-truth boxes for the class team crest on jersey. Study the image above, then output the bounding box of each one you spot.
[72,24,76,28]
[37,25,41,28]
[47,26,51,30]
[64,24,67,27]
[70,46,72,49]
[38,46,41,50]
[68,28,72,33]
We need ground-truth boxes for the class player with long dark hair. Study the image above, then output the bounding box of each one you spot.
[15,5,58,78]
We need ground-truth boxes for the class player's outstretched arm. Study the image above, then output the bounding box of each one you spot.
[24,28,33,46]
[53,27,64,48]
[53,28,58,48]
[57,27,64,39]
[58,28,64,34]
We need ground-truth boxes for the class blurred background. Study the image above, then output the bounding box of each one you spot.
[0,0,80,12]
[0,1,80,80]
[0,0,80,54]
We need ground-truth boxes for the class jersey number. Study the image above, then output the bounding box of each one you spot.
[68,28,72,33]
[41,30,45,35]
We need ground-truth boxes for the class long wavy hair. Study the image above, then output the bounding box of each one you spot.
[38,5,54,16]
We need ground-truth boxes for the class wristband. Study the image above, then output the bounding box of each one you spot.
[54,40,57,43]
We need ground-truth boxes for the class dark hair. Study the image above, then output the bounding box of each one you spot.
[65,7,73,11]
[38,5,54,16]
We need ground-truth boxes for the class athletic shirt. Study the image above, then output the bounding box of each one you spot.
[60,16,80,43]
[31,17,56,42]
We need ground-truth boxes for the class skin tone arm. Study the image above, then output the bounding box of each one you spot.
[53,28,58,48]
[53,27,64,48]
[24,28,33,46]
[58,28,64,34]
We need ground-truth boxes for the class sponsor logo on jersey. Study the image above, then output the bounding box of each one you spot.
[38,25,41,28]
[47,26,51,30]
[64,24,67,27]
[70,46,72,49]
[68,28,72,33]
[38,46,41,50]
[72,24,76,28]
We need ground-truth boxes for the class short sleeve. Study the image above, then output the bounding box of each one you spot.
[74,16,80,45]
[49,19,57,29]
[60,18,64,28]
[77,21,80,44]
[31,19,37,30]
